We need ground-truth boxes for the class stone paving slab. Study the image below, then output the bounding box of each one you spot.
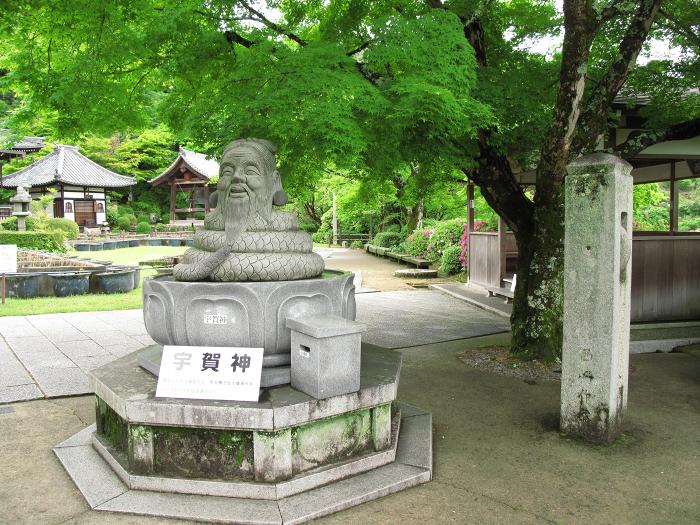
[356,290,509,349]
[0,310,152,402]
[0,384,43,404]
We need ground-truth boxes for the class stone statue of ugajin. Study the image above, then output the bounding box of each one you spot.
[174,138,324,282]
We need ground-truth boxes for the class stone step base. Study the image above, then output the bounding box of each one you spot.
[54,403,432,524]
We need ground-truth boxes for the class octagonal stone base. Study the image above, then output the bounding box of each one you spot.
[55,345,432,523]
[54,404,431,524]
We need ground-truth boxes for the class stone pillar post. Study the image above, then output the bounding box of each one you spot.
[560,153,633,443]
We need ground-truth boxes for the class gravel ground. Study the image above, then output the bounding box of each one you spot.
[459,346,562,383]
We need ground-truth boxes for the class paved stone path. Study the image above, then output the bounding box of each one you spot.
[0,310,154,403]
[0,290,508,404]
[356,290,509,349]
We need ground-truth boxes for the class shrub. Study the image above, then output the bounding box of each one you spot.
[403,228,434,258]
[106,204,120,227]
[155,223,165,232]
[312,230,331,244]
[136,214,150,224]
[404,219,467,261]
[117,215,132,231]
[350,240,364,249]
[439,244,464,275]
[136,221,152,234]
[44,218,79,240]
[458,223,469,270]
[0,216,40,231]
[116,205,135,217]
[430,219,467,258]
[372,231,404,249]
[0,231,66,252]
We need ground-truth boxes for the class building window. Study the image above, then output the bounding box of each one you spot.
[65,201,73,213]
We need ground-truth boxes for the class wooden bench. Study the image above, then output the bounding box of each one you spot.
[403,256,432,269]
[486,286,514,303]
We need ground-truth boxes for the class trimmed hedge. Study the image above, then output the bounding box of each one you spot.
[0,216,40,231]
[0,231,66,252]
[0,216,78,240]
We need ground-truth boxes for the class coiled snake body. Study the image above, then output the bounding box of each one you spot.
[173,211,324,282]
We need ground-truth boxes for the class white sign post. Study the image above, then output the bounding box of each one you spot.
[156,345,264,402]
[0,245,17,305]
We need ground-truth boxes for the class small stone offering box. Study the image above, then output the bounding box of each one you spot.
[287,314,367,399]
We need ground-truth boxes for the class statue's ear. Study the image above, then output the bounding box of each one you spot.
[272,171,288,206]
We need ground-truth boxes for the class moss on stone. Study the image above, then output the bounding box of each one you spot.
[291,407,373,472]
[95,397,128,451]
[152,426,254,480]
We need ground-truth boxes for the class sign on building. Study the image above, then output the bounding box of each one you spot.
[156,345,264,402]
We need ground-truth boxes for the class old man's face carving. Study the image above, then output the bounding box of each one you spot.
[218,142,276,221]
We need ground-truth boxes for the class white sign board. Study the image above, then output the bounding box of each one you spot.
[0,245,17,273]
[156,345,264,402]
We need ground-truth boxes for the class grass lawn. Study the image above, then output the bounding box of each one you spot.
[0,245,188,317]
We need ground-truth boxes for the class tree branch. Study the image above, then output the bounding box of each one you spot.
[615,117,700,160]
[537,0,596,197]
[238,1,307,47]
[597,0,631,24]
[658,7,700,48]
[574,0,661,154]
[225,30,254,48]
[346,41,370,56]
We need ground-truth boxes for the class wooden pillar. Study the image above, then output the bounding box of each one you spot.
[670,161,678,234]
[189,189,195,219]
[498,216,507,286]
[467,182,475,234]
[170,182,176,223]
[203,185,210,213]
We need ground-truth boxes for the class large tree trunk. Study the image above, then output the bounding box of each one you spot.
[511,183,565,362]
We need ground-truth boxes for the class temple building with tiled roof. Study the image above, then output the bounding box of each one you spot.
[1,144,135,227]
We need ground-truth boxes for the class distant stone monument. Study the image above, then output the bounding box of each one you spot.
[10,184,31,231]
[560,153,633,443]
[55,139,432,523]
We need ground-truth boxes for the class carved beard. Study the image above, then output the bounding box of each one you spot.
[224,188,251,247]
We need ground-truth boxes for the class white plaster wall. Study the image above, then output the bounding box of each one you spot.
[63,191,86,199]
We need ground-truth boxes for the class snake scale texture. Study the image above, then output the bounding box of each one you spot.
[173,211,324,282]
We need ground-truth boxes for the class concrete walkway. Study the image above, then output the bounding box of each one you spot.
[0,290,509,403]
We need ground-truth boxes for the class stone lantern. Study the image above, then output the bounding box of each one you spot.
[10,184,31,231]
